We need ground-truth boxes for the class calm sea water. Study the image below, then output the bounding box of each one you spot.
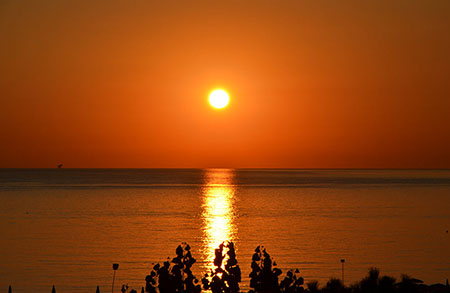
[0,169,449,292]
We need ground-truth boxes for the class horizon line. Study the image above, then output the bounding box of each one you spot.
[1,167,450,170]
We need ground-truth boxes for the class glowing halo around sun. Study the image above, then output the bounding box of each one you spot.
[209,89,230,109]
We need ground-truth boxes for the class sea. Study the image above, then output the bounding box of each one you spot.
[0,169,449,292]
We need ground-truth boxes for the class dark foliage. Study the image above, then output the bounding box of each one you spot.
[248,245,304,293]
[144,243,201,293]
[115,243,449,293]
[323,278,347,293]
[348,268,450,293]
[201,241,242,293]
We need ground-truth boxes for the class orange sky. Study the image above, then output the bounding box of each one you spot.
[1,0,449,168]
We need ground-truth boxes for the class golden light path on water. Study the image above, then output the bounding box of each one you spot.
[201,169,237,273]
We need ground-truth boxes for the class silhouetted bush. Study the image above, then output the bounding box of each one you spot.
[307,281,319,293]
[349,268,450,293]
[248,245,304,293]
[324,278,347,293]
[351,267,397,293]
[115,243,450,293]
[201,241,242,293]
[144,243,201,293]
[397,274,423,293]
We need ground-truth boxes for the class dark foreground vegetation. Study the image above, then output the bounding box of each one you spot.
[129,242,450,293]
[9,242,448,293]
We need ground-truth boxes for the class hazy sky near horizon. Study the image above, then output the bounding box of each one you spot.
[1,0,449,168]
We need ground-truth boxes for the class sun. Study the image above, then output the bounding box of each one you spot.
[209,89,230,109]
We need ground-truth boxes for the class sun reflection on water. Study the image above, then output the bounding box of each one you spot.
[201,169,237,273]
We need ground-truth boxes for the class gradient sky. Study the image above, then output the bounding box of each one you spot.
[1,0,449,168]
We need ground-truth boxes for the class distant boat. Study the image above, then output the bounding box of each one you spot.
[57,163,63,168]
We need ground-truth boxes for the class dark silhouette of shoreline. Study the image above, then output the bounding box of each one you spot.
[115,242,449,293]
[7,242,449,292]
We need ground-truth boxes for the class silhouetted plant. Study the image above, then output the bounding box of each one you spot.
[122,243,449,293]
[119,284,137,293]
[201,241,242,293]
[397,274,423,293]
[279,269,305,292]
[248,245,281,292]
[378,275,396,293]
[359,267,380,293]
[145,242,201,293]
[351,267,398,293]
[248,245,304,293]
[306,280,319,293]
[348,268,439,293]
[121,284,128,293]
[324,278,346,293]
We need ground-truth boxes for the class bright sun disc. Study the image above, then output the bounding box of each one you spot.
[209,89,229,109]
